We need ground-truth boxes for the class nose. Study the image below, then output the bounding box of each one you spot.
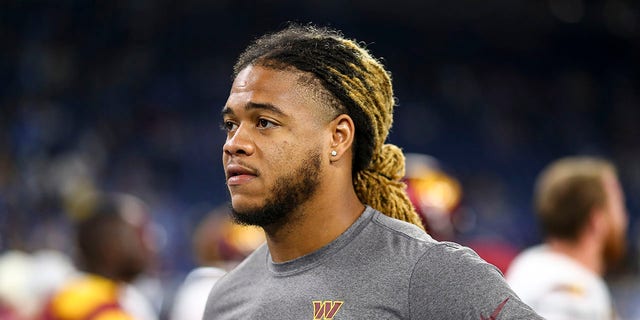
[223,123,255,157]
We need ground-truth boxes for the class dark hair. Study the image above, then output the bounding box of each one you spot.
[75,194,149,282]
[76,197,121,272]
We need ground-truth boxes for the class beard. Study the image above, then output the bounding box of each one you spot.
[230,150,322,229]
[603,222,627,270]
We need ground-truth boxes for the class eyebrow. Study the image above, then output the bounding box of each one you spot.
[221,102,287,117]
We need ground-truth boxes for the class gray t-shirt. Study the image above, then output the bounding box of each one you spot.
[203,206,541,319]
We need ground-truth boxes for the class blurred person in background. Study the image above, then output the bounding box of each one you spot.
[0,249,75,320]
[40,193,158,320]
[170,205,264,320]
[403,153,462,241]
[403,153,519,274]
[506,156,628,319]
[204,24,540,318]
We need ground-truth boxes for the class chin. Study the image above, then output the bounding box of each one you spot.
[230,198,262,214]
[229,202,261,220]
[230,189,257,204]
[229,207,267,227]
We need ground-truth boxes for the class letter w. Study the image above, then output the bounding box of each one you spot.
[313,300,343,319]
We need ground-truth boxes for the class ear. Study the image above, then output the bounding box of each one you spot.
[588,206,609,240]
[328,114,355,162]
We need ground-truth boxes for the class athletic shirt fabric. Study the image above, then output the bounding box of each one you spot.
[203,206,541,319]
[506,245,615,320]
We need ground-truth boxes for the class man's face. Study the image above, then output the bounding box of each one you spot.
[115,219,151,282]
[221,65,329,227]
[602,170,628,268]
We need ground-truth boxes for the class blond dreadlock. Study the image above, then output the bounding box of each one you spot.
[234,24,424,229]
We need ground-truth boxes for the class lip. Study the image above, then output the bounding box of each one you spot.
[225,163,258,186]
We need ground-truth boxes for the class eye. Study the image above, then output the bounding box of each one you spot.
[257,118,276,129]
[221,120,238,132]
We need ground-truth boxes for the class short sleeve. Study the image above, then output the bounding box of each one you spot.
[408,242,542,319]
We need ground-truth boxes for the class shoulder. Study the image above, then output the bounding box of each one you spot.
[364,209,493,271]
[204,245,269,317]
[368,210,511,288]
[507,245,603,292]
[350,209,444,270]
[47,274,131,320]
[404,239,542,318]
[507,245,550,271]
[209,244,268,292]
[369,209,433,241]
[506,245,557,284]
[183,266,227,284]
[409,240,500,286]
[171,268,226,320]
[506,245,611,316]
[175,266,227,300]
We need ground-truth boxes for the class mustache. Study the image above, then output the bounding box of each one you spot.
[225,160,260,176]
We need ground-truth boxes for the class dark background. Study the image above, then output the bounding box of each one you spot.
[1,0,639,317]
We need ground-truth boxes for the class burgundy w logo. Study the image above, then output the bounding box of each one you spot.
[312,300,343,319]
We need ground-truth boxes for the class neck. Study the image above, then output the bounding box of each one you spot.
[263,187,365,263]
[547,236,604,275]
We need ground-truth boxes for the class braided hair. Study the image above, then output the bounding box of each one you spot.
[234,24,423,229]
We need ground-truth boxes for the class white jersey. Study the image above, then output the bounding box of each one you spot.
[120,282,159,320]
[506,245,614,320]
[170,267,226,320]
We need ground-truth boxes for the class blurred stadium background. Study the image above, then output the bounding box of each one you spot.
[1,0,639,318]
